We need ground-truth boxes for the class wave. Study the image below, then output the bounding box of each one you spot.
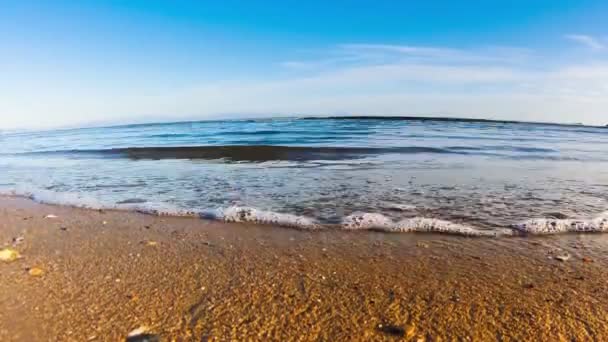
[11,145,462,162]
[7,144,567,162]
[3,186,608,237]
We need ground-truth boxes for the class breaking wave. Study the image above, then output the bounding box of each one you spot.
[2,186,608,237]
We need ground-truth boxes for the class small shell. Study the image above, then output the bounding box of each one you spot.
[0,248,21,262]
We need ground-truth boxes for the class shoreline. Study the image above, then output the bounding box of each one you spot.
[5,192,607,237]
[1,196,608,340]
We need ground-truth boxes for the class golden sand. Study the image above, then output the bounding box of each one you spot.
[1,196,607,341]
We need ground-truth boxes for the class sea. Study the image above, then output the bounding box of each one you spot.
[2,117,608,236]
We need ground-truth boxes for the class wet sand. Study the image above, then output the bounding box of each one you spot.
[1,196,608,341]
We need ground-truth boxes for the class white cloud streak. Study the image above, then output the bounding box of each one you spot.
[565,34,606,50]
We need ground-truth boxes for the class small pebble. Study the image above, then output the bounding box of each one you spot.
[555,254,570,262]
[44,214,58,219]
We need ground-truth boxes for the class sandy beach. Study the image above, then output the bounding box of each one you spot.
[1,196,608,341]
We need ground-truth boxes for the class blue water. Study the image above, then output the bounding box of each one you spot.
[2,117,608,236]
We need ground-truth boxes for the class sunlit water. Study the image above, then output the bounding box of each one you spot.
[2,118,608,236]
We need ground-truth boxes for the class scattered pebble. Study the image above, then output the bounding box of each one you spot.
[12,236,25,246]
[0,248,21,262]
[416,242,429,248]
[555,254,571,262]
[44,214,58,219]
[28,267,45,276]
[126,292,139,302]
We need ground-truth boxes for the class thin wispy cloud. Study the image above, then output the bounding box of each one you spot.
[3,39,608,129]
[565,34,606,50]
[281,44,534,73]
[144,40,608,126]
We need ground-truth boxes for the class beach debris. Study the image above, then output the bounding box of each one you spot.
[0,248,21,262]
[145,240,158,247]
[102,221,108,225]
[44,214,58,219]
[555,253,571,262]
[27,267,44,276]
[376,323,405,337]
[60,226,68,231]
[126,326,159,342]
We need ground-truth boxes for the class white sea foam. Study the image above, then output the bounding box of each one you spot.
[513,212,608,234]
[208,206,320,230]
[342,212,508,237]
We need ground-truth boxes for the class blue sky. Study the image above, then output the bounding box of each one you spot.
[1,0,608,128]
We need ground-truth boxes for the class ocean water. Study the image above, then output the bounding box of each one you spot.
[2,117,608,236]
